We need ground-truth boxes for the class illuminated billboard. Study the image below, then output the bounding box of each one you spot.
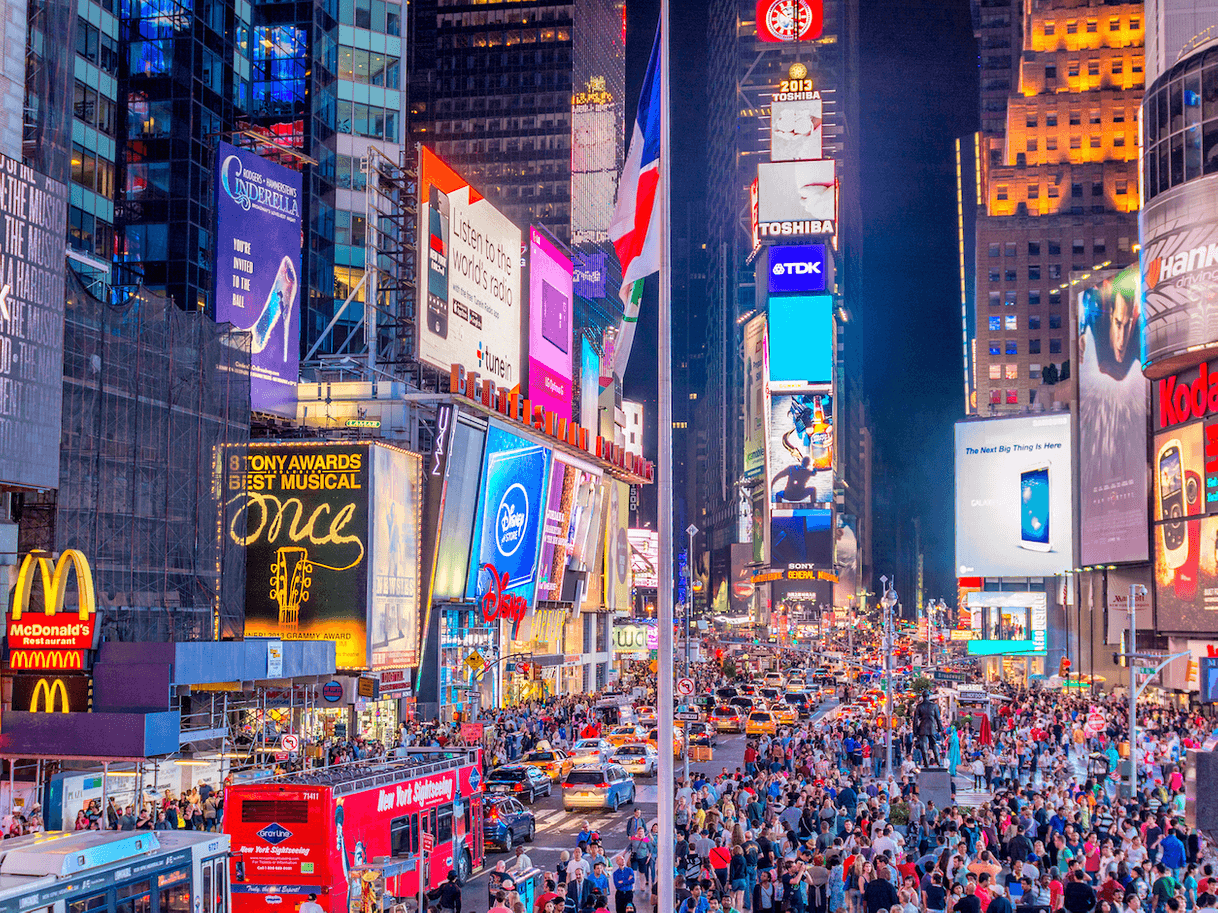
[0,154,68,490]
[834,514,858,606]
[605,480,631,613]
[767,389,833,509]
[770,509,833,567]
[964,591,1048,655]
[756,0,824,42]
[743,314,768,479]
[419,147,523,385]
[527,227,574,418]
[770,96,823,162]
[369,445,422,670]
[954,414,1074,577]
[768,294,833,388]
[579,337,599,431]
[213,142,303,417]
[229,443,370,669]
[768,244,828,295]
[757,159,835,239]
[628,528,659,588]
[466,421,552,613]
[1075,266,1149,565]
[537,459,576,602]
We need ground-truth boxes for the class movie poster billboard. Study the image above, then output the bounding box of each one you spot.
[419,147,523,385]
[628,528,659,588]
[228,443,369,668]
[466,421,551,609]
[370,445,422,670]
[1075,266,1149,565]
[213,142,303,417]
[767,388,833,508]
[954,414,1074,577]
[537,459,575,602]
[834,514,858,606]
[527,227,574,418]
[743,314,768,479]
[605,480,631,613]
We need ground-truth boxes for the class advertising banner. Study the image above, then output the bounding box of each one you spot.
[228,443,370,668]
[432,417,485,602]
[1105,566,1154,643]
[537,459,575,602]
[628,528,659,588]
[213,142,303,417]
[573,251,606,299]
[466,421,552,616]
[527,227,574,418]
[0,156,68,491]
[369,445,422,670]
[756,0,823,42]
[756,159,835,239]
[964,591,1048,655]
[611,624,651,654]
[579,337,600,432]
[770,509,833,566]
[1141,174,1218,375]
[605,480,632,613]
[954,414,1074,577]
[768,294,833,389]
[729,543,754,616]
[770,95,823,162]
[768,244,828,295]
[768,388,833,508]
[419,147,523,385]
[1075,266,1149,565]
[834,514,858,606]
[743,314,768,479]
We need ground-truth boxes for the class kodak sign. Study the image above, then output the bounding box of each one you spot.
[1157,360,1218,428]
[5,550,98,665]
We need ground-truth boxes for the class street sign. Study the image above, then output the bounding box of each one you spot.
[677,678,695,696]
[274,752,288,762]
[421,833,434,854]
[676,711,701,721]
[1136,666,1155,675]
[281,734,300,753]
[465,650,485,671]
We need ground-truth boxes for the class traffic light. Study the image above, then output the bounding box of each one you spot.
[1059,657,1072,677]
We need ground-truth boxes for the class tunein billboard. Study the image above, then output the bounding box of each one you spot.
[768,244,828,295]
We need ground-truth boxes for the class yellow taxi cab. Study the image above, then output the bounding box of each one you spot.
[606,724,647,747]
[519,746,573,781]
[709,704,745,732]
[745,710,777,736]
[647,726,684,759]
[772,702,798,725]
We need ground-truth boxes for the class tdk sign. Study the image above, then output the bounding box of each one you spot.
[768,244,828,295]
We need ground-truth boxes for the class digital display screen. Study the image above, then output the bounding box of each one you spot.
[1021,467,1050,545]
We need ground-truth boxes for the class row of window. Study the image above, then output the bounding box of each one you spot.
[77,17,120,74]
[1041,60,1142,80]
[988,339,1063,355]
[71,143,116,199]
[996,181,1130,202]
[437,5,569,28]
[1041,15,1139,36]
[68,205,114,260]
[988,290,1063,307]
[74,80,116,136]
[989,388,1042,406]
[988,315,1061,331]
[988,239,1127,257]
[1143,58,1218,200]
[1018,135,1129,154]
[989,363,1053,380]
[335,100,399,142]
[336,47,400,87]
[1025,108,1129,128]
[338,0,401,34]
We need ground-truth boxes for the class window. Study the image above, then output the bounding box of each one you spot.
[1130,17,1140,29]
[1050,289,1062,305]
[1005,269,1017,282]
[1068,62,1080,78]
[996,185,1008,201]
[1029,315,1041,330]
[990,389,1002,405]
[1045,22,1055,36]
[1070,136,1082,149]
[989,291,1001,307]
[1119,236,1131,251]
[1046,137,1058,151]
[1030,363,1043,379]
[989,364,1001,380]
[1086,19,1097,32]
[1046,114,1058,127]
[1092,182,1103,197]
[1049,339,1063,354]
[1070,111,1082,126]
[988,243,1000,257]
[1005,364,1018,380]
[1026,115,1038,128]
[989,316,1001,331]
[1112,61,1124,76]
[1072,239,1085,255]
[989,269,1000,282]
[76,17,98,63]
[391,815,418,856]
[1090,109,1102,125]
[1028,290,1041,307]
[1006,340,1018,355]
[1094,237,1106,254]
[989,343,1001,356]
[1072,183,1083,198]
[1007,389,1019,404]
[1090,136,1101,148]
[437,808,453,843]
[1029,265,1041,280]
[1114,135,1126,147]
[1005,242,1017,256]
[1066,20,1077,34]
[1028,241,1041,256]
[1088,60,1100,76]
[1049,264,1062,280]
[1027,139,1038,153]
[1005,315,1017,330]
[1030,339,1042,354]
[1109,17,1120,30]
[1049,241,1061,255]
[1005,291,1018,306]
[1045,65,1057,80]
[1049,314,1062,330]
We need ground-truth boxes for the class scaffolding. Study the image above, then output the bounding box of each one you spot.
[17,270,251,642]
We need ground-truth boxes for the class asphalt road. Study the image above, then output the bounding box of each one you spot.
[464,700,840,911]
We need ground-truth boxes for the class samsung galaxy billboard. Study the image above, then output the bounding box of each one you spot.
[213,142,303,417]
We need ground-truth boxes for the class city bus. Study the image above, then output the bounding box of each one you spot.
[0,830,229,913]
[224,748,484,913]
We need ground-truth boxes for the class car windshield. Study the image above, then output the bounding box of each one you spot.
[573,740,601,750]
[524,752,555,761]
[714,706,733,714]
[616,746,645,756]
[750,713,770,721]
[487,768,526,781]
[566,769,607,785]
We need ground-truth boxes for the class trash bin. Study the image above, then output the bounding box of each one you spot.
[490,867,543,911]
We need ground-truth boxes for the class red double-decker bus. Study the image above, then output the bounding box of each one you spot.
[225,748,485,913]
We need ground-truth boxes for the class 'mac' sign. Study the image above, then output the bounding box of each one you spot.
[450,363,655,482]
[5,550,98,665]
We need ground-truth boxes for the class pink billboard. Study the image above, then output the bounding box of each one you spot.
[527,227,574,418]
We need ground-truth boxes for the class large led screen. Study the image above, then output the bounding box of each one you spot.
[768,244,828,295]
[537,458,576,602]
[213,142,303,417]
[579,337,599,432]
[743,314,768,479]
[228,443,370,668]
[757,159,835,239]
[834,514,858,607]
[466,421,551,609]
[527,227,574,418]
[369,445,421,670]
[768,389,833,508]
[964,591,1048,655]
[605,480,631,613]
[954,414,1074,577]
[768,295,833,389]
[628,528,659,588]
[770,96,823,162]
[0,155,68,490]
[419,147,523,385]
[1076,266,1149,565]
[770,508,833,567]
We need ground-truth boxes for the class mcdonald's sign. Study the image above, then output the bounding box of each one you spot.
[11,674,89,713]
[6,550,97,663]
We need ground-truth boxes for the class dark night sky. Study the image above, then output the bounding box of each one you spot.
[622,0,979,600]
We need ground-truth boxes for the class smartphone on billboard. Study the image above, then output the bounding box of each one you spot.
[1176,469,1204,599]
[1158,439,1188,566]
[427,186,450,339]
[1019,462,1051,552]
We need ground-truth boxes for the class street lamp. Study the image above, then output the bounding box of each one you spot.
[880,576,898,781]
[683,524,698,784]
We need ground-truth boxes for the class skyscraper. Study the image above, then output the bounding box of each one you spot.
[970,1,1143,413]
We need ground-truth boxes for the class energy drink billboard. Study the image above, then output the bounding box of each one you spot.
[213,142,303,417]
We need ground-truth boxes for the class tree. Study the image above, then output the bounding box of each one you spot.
[721,657,737,679]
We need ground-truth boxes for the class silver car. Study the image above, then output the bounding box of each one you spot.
[561,763,636,811]
[568,738,615,767]
[611,743,658,777]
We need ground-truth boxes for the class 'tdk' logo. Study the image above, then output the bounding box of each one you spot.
[257,823,293,845]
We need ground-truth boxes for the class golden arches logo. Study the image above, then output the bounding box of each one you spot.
[28,678,70,713]
[11,549,96,621]
[10,650,84,670]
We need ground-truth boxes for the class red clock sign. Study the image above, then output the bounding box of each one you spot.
[757,0,823,42]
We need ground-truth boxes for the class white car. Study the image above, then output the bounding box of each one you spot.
[611,743,659,777]
[569,738,615,766]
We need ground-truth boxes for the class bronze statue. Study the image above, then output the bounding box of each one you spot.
[913,692,943,766]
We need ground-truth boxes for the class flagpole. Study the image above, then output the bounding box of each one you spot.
[656,4,675,913]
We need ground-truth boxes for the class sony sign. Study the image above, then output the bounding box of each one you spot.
[768,244,828,294]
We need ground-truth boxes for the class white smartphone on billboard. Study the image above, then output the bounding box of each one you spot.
[1157,438,1188,568]
[1019,461,1052,552]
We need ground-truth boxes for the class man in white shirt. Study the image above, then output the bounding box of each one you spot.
[300,894,325,913]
